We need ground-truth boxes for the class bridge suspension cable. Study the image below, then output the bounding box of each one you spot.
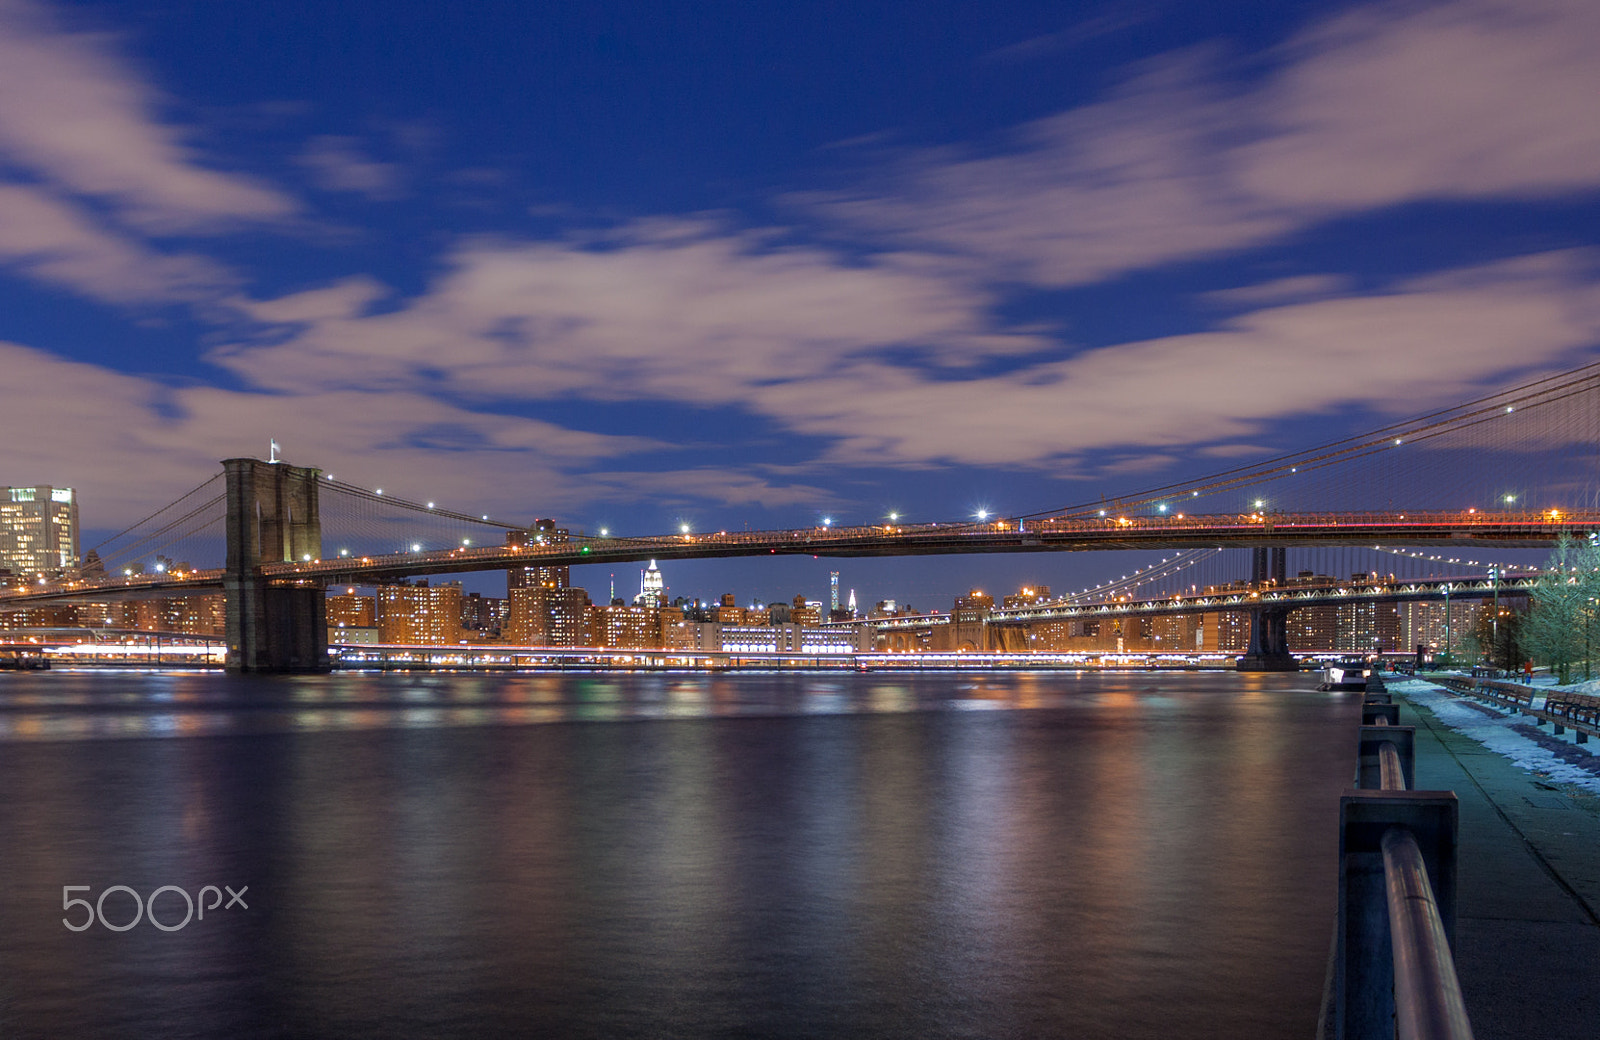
[89,472,227,574]
[88,473,223,556]
[319,477,523,530]
[1016,357,1600,523]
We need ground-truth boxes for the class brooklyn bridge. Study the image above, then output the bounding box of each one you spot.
[7,360,1600,671]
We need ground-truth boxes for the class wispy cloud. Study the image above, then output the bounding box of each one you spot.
[0,184,236,302]
[0,338,663,523]
[979,8,1153,65]
[807,0,1600,286]
[297,135,405,200]
[211,219,1048,400]
[211,227,1600,470]
[0,0,297,231]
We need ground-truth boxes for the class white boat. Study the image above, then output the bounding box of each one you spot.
[1319,662,1368,691]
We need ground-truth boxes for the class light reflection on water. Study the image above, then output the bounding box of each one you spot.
[0,670,1140,742]
[0,669,1362,1039]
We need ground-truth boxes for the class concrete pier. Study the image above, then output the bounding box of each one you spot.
[1398,687,1600,1039]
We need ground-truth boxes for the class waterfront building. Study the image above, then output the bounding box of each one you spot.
[175,593,227,636]
[378,580,465,645]
[670,622,872,653]
[790,595,822,627]
[1002,585,1051,609]
[952,590,993,650]
[506,519,570,594]
[461,592,502,636]
[506,584,591,646]
[591,603,663,649]
[0,485,79,576]
[1203,611,1251,652]
[328,588,379,645]
[328,589,377,628]
[1399,600,1484,656]
[1333,598,1401,653]
[0,604,76,630]
[1284,576,1341,650]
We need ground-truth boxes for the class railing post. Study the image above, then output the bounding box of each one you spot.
[1363,703,1400,726]
[1359,725,1415,790]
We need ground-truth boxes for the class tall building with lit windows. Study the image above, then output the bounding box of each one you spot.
[0,486,79,576]
[377,580,465,645]
[507,519,570,593]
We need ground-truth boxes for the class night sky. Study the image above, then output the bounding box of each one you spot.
[3,0,1599,606]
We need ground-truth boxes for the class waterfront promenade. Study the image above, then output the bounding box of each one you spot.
[1395,681,1600,1040]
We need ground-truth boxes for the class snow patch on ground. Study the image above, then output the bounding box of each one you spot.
[1396,680,1600,794]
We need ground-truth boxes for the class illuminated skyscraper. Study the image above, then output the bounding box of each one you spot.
[635,559,665,606]
[0,486,79,576]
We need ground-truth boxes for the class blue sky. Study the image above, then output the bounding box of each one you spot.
[3,0,1600,606]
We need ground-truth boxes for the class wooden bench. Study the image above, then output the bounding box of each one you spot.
[1468,679,1538,714]
[1542,692,1600,744]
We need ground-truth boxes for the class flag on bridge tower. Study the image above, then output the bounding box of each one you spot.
[269,439,281,463]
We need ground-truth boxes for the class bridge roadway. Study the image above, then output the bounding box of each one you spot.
[0,508,1591,608]
[258,507,1598,585]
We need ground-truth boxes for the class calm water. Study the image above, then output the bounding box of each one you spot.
[0,669,1361,1039]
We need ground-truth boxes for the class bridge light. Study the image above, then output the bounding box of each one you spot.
[1506,406,1514,413]
[599,528,609,537]
[680,524,690,534]
[1157,504,1167,512]
[1254,499,1265,508]
[340,549,349,556]
[411,544,421,552]
[1394,439,1402,446]
[427,502,435,509]
[1504,494,1516,503]
[462,539,471,546]
[822,517,832,527]
[375,489,382,495]
[975,510,989,521]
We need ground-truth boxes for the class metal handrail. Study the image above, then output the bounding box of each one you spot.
[1382,827,1476,1040]
[1365,698,1475,1040]
[1379,742,1406,792]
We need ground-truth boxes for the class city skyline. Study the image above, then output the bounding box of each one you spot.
[2,0,1599,605]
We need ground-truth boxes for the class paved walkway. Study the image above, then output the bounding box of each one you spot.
[1395,682,1600,1040]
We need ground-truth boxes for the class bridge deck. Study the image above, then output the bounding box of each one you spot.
[1,509,1591,605]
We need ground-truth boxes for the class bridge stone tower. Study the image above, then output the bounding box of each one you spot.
[223,458,329,673]
[1237,546,1297,672]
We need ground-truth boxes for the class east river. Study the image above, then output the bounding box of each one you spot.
[0,669,1362,1039]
